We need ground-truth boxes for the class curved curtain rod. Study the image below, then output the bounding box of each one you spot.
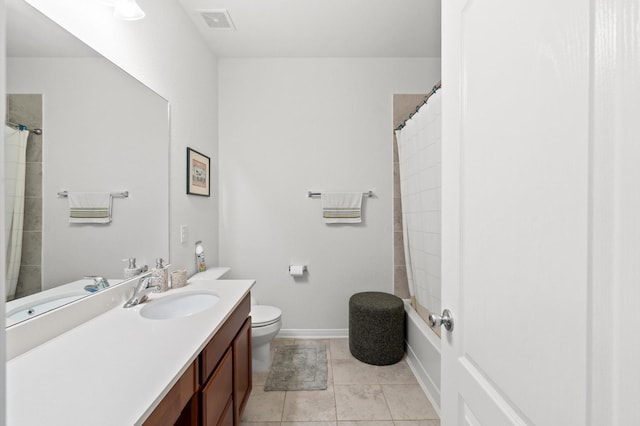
[5,120,43,135]
[394,80,442,132]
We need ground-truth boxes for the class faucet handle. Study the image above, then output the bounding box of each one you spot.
[138,276,160,291]
[123,276,160,308]
[137,275,152,287]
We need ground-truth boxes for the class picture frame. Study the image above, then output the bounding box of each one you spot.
[186,147,211,197]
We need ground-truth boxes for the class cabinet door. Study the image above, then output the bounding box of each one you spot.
[233,318,252,424]
[219,398,234,426]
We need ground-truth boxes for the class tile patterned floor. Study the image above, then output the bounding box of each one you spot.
[241,338,440,426]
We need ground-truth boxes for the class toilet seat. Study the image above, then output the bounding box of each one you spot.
[252,305,281,327]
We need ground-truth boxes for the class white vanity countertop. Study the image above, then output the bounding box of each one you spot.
[6,278,254,426]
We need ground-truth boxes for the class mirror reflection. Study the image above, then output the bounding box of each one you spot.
[4,0,170,326]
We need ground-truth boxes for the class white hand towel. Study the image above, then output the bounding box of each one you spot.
[321,192,363,224]
[68,192,112,224]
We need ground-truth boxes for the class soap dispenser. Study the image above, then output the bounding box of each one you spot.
[123,258,142,279]
[153,258,170,292]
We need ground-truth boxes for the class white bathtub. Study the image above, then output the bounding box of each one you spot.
[404,299,441,413]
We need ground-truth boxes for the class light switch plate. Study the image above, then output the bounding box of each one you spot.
[180,225,188,243]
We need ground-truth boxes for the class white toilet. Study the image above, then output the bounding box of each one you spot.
[250,298,282,372]
[188,269,282,372]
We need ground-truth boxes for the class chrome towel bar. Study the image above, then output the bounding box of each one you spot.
[307,190,373,198]
[57,190,129,198]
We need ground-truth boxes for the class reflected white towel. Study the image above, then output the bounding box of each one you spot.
[321,192,363,224]
[68,192,112,224]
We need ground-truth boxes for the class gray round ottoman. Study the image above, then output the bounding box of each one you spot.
[349,291,405,365]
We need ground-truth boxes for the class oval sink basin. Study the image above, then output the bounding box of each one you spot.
[140,291,220,320]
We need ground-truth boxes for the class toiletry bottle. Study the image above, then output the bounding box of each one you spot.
[153,258,170,292]
[195,241,207,272]
[123,258,142,279]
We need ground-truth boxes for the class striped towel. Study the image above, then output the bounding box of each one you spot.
[68,192,112,224]
[321,192,363,224]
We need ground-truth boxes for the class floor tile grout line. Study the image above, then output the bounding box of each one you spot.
[248,338,439,424]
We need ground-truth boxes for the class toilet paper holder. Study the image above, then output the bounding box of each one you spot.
[288,265,308,274]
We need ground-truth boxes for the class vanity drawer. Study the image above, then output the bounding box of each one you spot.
[202,349,233,426]
[200,293,250,383]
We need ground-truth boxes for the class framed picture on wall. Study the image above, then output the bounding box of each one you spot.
[186,147,211,197]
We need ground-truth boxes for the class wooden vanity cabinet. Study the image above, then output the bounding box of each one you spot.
[143,360,198,426]
[144,293,252,426]
[232,318,252,422]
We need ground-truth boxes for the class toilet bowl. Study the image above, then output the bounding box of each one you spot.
[188,269,281,372]
[251,303,282,372]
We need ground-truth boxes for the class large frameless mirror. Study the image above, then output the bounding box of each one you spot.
[5,0,170,327]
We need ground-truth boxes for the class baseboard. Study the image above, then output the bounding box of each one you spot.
[277,329,349,339]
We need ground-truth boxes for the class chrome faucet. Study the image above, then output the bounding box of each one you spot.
[84,276,110,293]
[123,276,160,308]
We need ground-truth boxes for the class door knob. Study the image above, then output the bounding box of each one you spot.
[428,309,454,332]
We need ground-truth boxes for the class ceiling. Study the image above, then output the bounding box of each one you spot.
[176,0,441,58]
[6,0,441,59]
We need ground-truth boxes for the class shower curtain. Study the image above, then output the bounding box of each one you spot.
[395,89,442,321]
[5,125,29,299]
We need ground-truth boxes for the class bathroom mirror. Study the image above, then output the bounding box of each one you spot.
[4,0,170,326]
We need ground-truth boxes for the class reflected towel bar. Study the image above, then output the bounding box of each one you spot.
[307,190,374,198]
[57,190,129,198]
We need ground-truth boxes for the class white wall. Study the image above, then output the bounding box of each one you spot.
[23,0,219,275]
[7,57,168,287]
[219,58,440,331]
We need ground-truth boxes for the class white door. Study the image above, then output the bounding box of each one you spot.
[440,1,592,424]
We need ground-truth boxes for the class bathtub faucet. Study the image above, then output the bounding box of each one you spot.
[83,276,110,293]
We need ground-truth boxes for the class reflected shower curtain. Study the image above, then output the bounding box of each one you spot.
[5,125,29,299]
[395,89,442,321]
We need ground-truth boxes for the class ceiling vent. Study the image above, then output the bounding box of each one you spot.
[199,9,235,30]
